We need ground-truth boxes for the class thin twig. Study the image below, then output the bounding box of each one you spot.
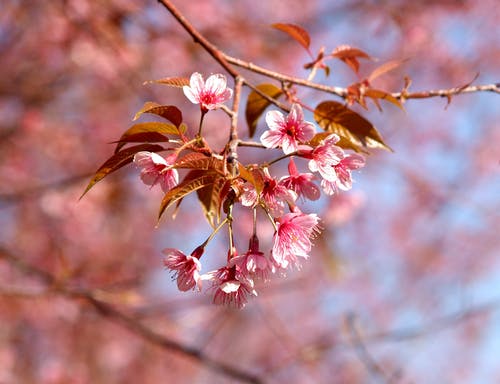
[346,313,396,384]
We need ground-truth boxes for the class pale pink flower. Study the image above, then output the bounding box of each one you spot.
[183,72,233,111]
[272,210,320,269]
[279,158,320,201]
[204,264,257,309]
[133,151,178,192]
[241,174,297,217]
[260,104,316,154]
[307,134,344,181]
[162,246,203,291]
[320,153,365,195]
[230,235,274,281]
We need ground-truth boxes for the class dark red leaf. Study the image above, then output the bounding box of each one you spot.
[81,144,165,198]
[272,23,311,52]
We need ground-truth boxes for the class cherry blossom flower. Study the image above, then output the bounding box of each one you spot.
[307,134,344,181]
[260,104,316,154]
[271,210,320,269]
[241,174,297,217]
[133,151,178,193]
[230,235,274,281]
[204,264,257,309]
[279,158,320,201]
[183,72,233,111]
[162,246,203,291]
[320,153,365,195]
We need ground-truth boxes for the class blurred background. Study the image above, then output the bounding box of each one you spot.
[0,0,499,383]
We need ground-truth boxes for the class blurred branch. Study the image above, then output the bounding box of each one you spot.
[0,245,264,384]
[0,171,93,205]
[346,314,400,384]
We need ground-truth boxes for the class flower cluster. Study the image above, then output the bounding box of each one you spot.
[132,72,365,308]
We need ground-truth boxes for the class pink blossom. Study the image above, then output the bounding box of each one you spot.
[307,134,344,181]
[230,235,274,281]
[133,151,178,192]
[320,153,365,195]
[241,174,297,217]
[272,210,320,269]
[260,104,316,154]
[279,158,320,201]
[162,247,203,292]
[183,72,233,111]
[204,264,257,309]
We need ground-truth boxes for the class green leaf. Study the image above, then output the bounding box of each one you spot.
[80,144,165,199]
[114,122,181,153]
[158,172,218,221]
[245,83,283,138]
[133,102,183,127]
[314,101,392,152]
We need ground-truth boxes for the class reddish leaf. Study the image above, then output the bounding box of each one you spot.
[158,172,218,221]
[114,122,182,153]
[364,88,405,111]
[368,59,407,83]
[173,152,225,173]
[133,102,183,127]
[272,23,311,52]
[308,131,369,153]
[144,77,190,88]
[331,45,372,73]
[237,163,256,185]
[112,132,169,146]
[81,144,165,198]
[196,176,230,227]
[314,101,391,152]
[245,83,283,138]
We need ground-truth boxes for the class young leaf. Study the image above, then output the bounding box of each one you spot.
[364,89,404,111]
[245,83,283,138]
[196,176,230,227]
[133,102,183,127]
[314,101,392,152]
[367,59,407,83]
[114,122,181,153]
[81,144,165,198]
[143,77,190,88]
[174,152,225,173]
[331,45,372,74]
[158,172,218,220]
[111,132,169,146]
[271,23,311,52]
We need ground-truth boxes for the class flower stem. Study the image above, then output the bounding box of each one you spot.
[197,110,207,138]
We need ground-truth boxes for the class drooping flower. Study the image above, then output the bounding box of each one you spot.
[183,72,233,111]
[271,210,320,269]
[230,235,274,281]
[279,158,320,201]
[133,151,178,193]
[203,263,257,309]
[307,134,344,181]
[260,104,316,154]
[240,172,297,217]
[320,153,365,195]
[162,246,203,292]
